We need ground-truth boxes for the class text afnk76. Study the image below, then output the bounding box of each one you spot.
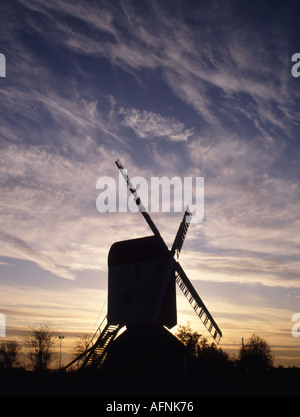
[149,402,194,412]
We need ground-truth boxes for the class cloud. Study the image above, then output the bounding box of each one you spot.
[0,0,298,293]
[0,137,156,280]
[0,282,108,343]
[0,232,76,280]
[10,0,297,140]
[180,250,300,288]
[120,107,193,142]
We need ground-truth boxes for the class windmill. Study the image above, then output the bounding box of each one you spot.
[64,160,222,371]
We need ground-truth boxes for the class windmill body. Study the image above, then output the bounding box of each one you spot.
[108,235,177,329]
[64,160,222,371]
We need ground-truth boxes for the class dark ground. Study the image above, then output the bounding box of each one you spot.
[1,326,299,398]
[0,365,299,398]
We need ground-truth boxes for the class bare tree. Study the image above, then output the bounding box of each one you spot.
[0,341,19,369]
[72,334,91,360]
[21,323,57,372]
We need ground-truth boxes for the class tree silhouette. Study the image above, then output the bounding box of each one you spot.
[239,334,274,371]
[175,322,202,357]
[0,341,19,369]
[175,322,229,368]
[21,323,56,372]
[71,334,91,364]
[196,337,229,367]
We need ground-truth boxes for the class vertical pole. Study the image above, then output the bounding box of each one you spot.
[58,336,64,368]
[242,337,245,363]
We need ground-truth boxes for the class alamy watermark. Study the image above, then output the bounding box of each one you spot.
[96,170,204,223]
[0,313,5,337]
[291,53,300,78]
[291,313,300,338]
[0,53,6,77]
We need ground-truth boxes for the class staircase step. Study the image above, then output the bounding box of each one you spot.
[81,322,121,368]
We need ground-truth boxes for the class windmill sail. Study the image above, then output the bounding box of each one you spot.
[175,262,222,343]
[170,207,192,259]
[115,159,163,240]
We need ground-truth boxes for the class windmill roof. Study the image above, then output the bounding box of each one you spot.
[108,235,168,266]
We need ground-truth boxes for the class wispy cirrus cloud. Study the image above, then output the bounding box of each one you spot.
[181,249,300,288]
[0,231,76,280]
[0,0,298,289]
[9,0,298,143]
[120,107,193,142]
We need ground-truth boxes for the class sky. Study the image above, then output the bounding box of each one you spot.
[0,0,300,368]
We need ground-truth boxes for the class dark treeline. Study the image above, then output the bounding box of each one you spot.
[0,322,299,397]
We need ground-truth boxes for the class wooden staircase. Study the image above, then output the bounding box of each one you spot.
[63,317,121,370]
[81,323,121,368]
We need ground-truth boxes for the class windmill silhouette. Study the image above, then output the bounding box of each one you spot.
[65,160,222,371]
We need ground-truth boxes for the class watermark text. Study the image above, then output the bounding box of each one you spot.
[0,53,6,77]
[291,53,300,78]
[96,171,204,223]
[291,313,300,337]
[0,313,5,337]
